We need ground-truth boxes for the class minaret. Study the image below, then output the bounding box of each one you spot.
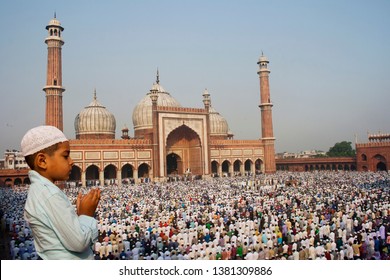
[150,71,160,179]
[202,89,211,176]
[43,14,65,130]
[257,53,276,173]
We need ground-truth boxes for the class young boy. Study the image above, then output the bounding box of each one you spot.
[21,125,101,259]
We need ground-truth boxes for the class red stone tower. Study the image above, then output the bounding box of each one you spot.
[258,54,276,173]
[43,15,65,131]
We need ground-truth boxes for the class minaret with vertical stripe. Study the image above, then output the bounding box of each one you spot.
[258,53,276,173]
[43,14,65,131]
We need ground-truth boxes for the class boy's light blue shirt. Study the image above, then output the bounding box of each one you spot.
[24,170,98,259]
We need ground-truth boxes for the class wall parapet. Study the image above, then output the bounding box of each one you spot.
[276,157,356,165]
[157,106,206,114]
[356,142,390,148]
[211,139,263,146]
[69,138,152,145]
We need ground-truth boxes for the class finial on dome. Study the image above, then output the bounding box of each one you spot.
[93,88,97,100]
[54,11,56,19]
[156,68,160,84]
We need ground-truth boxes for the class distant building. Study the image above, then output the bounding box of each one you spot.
[3,150,28,169]
[276,150,326,159]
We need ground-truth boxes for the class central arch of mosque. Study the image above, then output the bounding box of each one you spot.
[166,125,202,176]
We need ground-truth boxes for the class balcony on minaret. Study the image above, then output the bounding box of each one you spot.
[43,85,65,92]
[257,54,270,74]
[45,17,64,44]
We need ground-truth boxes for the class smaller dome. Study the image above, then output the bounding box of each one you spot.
[48,18,61,26]
[46,15,64,31]
[258,53,269,63]
[204,90,230,138]
[75,90,116,139]
[209,105,229,137]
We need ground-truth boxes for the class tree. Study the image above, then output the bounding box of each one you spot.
[326,141,355,157]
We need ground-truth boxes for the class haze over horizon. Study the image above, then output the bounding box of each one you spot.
[1,0,389,156]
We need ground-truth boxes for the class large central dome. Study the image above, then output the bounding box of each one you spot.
[132,78,181,133]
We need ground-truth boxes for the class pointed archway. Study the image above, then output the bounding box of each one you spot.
[14,178,22,186]
[69,165,82,181]
[121,164,134,179]
[86,165,99,186]
[222,160,230,176]
[138,163,150,180]
[211,160,219,175]
[377,162,387,171]
[121,163,134,184]
[166,125,202,175]
[255,159,263,174]
[104,164,117,185]
[166,153,182,175]
[104,164,117,180]
[373,154,387,171]
[245,159,253,175]
[233,160,242,175]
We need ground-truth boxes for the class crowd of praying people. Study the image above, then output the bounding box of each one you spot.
[1,171,390,260]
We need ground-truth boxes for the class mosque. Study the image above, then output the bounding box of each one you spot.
[42,16,276,186]
[1,15,388,187]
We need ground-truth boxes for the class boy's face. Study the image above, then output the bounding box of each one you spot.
[44,141,73,183]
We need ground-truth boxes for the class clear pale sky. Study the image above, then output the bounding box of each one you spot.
[0,0,389,155]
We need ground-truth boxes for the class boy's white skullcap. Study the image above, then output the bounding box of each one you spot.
[21,125,68,156]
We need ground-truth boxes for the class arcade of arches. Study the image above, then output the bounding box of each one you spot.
[2,150,388,187]
[211,159,263,177]
[0,169,30,187]
[2,136,389,187]
[275,157,357,172]
[1,177,30,187]
[69,163,152,186]
[68,158,263,185]
[277,163,357,172]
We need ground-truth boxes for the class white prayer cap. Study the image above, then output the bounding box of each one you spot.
[21,125,68,156]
